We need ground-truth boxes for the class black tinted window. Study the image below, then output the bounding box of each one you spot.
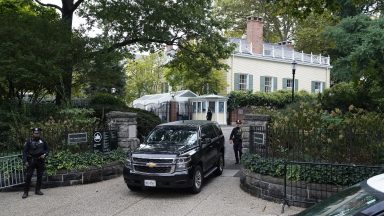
[201,125,216,139]
[146,126,198,147]
[212,124,223,136]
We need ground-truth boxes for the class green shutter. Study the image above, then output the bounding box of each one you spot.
[283,78,287,89]
[273,77,277,91]
[260,76,265,92]
[322,82,326,92]
[311,81,315,93]
[295,79,299,92]
[234,73,240,90]
[248,74,253,92]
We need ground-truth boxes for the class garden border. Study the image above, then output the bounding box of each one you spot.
[239,168,344,208]
[42,161,123,188]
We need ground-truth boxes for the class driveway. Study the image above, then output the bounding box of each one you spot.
[0,125,304,216]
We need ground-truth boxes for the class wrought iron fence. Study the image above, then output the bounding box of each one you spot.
[249,125,384,207]
[0,154,25,189]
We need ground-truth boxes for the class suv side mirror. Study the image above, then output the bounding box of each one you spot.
[202,138,212,145]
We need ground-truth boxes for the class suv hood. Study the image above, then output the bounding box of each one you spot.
[133,142,197,155]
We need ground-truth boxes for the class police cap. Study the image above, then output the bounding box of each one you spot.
[31,127,42,134]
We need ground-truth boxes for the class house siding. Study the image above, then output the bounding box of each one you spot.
[225,54,331,94]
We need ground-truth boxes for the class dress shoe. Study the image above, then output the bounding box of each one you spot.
[35,191,44,195]
[22,192,28,199]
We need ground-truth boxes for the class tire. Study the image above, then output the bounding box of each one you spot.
[127,184,141,191]
[214,154,224,176]
[190,166,203,194]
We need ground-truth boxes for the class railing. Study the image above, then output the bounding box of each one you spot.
[232,41,330,66]
[0,154,25,189]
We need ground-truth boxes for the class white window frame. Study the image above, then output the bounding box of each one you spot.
[265,77,272,92]
[314,82,322,93]
[239,74,248,91]
[286,79,293,89]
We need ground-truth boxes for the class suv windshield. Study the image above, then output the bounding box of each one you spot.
[298,185,379,216]
[146,126,198,148]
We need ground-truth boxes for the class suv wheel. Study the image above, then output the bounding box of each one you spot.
[214,154,224,176]
[127,184,141,191]
[190,166,203,194]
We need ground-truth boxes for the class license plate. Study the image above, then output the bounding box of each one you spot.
[144,180,156,187]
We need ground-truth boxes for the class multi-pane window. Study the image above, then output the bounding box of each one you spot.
[239,74,247,90]
[219,102,224,113]
[265,77,272,92]
[286,79,293,89]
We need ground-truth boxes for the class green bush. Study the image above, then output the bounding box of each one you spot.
[45,148,126,175]
[88,93,160,140]
[319,82,373,112]
[227,90,315,111]
[241,153,384,186]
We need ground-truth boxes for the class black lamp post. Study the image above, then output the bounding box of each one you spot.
[291,60,297,102]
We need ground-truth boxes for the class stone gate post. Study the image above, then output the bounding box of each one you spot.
[242,114,271,154]
[106,111,140,152]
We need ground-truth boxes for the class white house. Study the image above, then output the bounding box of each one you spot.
[225,17,332,94]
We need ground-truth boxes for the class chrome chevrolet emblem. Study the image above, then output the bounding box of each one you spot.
[146,162,157,168]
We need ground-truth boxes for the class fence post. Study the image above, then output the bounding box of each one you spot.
[249,126,254,154]
[281,161,289,213]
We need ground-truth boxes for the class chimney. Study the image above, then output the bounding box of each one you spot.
[246,16,263,54]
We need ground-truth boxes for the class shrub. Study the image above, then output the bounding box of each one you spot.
[88,93,160,140]
[227,90,315,111]
[319,82,373,112]
[45,148,126,175]
[241,153,384,186]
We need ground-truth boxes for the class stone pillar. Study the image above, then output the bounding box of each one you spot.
[242,114,270,154]
[169,101,177,122]
[106,111,140,151]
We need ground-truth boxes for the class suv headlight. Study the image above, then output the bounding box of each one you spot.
[175,156,191,171]
[125,153,133,169]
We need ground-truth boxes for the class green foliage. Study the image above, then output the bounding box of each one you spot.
[124,52,167,104]
[242,153,384,186]
[45,148,125,176]
[215,0,296,42]
[0,0,72,102]
[264,101,384,165]
[319,82,373,112]
[165,35,235,95]
[227,90,315,111]
[89,93,161,140]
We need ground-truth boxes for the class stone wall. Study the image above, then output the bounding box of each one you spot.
[240,168,344,208]
[106,111,140,151]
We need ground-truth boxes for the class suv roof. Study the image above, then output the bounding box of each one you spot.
[367,173,384,193]
[159,120,217,127]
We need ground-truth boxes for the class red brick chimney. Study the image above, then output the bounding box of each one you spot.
[246,16,263,54]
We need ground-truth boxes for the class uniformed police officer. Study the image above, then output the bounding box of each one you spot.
[22,127,49,199]
[229,120,243,164]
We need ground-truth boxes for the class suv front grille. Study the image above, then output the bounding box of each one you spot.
[134,165,172,173]
[133,158,174,164]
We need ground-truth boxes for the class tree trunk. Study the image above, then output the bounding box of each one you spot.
[55,0,74,106]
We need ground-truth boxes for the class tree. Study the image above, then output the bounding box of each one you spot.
[323,15,384,110]
[215,0,297,43]
[0,0,71,103]
[124,52,167,104]
[165,36,233,95]
[33,0,233,105]
[269,0,384,19]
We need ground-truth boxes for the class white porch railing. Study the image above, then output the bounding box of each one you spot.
[232,41,330,66]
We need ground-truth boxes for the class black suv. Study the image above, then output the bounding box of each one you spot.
[123,120,225,193]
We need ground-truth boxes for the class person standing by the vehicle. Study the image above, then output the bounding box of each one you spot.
[22,127,49,199]
[229,120,243,164]
[206,109,212,121]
